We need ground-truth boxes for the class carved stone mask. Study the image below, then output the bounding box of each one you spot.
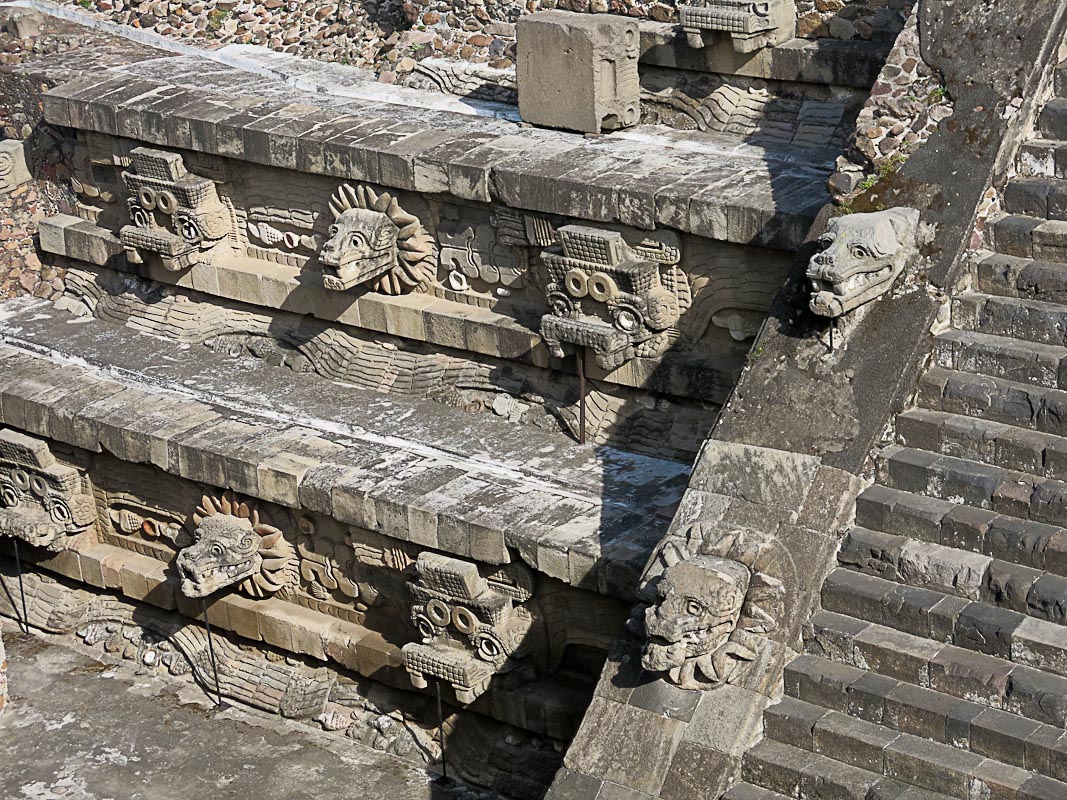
[319,208,399,291]
[176,514,261,598]
[642,556,750,673]
[806,207,920,318]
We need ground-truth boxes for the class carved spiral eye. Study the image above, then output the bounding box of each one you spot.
[47,498,72,525]
[474,633,504,662]
[686,600,705,617]
[0,479,22,509]
[210,544,224,557]
[328,225,339,237]
[851,244,872,259]
[614,307,641,334]
[129,205,151,229]
[349,232,367,249]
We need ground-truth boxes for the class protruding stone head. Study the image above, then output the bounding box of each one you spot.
[177,513,261,598]
[319,207,400,291]
[806,207,920,318]
[641,555,750,673]
[175,493,293,599]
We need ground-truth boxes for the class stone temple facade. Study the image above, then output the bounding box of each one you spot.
[0,1,1066,799]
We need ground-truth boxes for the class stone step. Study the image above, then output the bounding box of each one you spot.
[820,567,1067,690]
[784,644,1067,791]
[917,365,1067,439]
[876,443,1067,537]
[1018,139,1067,180]
[742,733,981,800]
[933,329,1067,389]
[1004,177,1067,220]
[989,215,1067,263]
[742,738,901,800]
[1040,99,1067,142]
[952,292,1067,348]
[977,253,1067,302]
[839,526,1067,637]
[895,408,1067,480]
[798,607,1067,734]
[854,482,1067,578]
[765,690,1065,799]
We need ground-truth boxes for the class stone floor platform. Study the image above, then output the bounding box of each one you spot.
[0,621,482,800]
[0,296,687,601]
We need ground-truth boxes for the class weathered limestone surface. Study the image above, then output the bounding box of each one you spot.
[550,1,1067,798]
[517,11,640,134]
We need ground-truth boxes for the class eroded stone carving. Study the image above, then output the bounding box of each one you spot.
[320,183,435,294]
[0,139,31,195]
[0,428,95,551]
[807,207,920,318]
[540,225,682,371]
[120,147,233,272]
[635,524,784,690]
[176,492,295,598]
[403,553,540,703]
[679,0,795,53]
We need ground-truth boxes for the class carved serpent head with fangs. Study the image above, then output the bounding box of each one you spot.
[176,492,294,599]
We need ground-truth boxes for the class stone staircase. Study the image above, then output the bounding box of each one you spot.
[726,64,1067,800]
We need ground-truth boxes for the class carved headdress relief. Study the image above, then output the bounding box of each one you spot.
[0,428,95,551]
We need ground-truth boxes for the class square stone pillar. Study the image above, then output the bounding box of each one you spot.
[516,11,641,134]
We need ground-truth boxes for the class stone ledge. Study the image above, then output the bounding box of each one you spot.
[0,297,688,600]
[40,63,830,251]
[38,215,744,404]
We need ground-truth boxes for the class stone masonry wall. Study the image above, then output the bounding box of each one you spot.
[52,0,915,75]
[0,630,7,718]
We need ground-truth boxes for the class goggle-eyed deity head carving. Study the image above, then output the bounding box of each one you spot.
[0,428,95,551]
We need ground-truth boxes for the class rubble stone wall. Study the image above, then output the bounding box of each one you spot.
[49,0,915,73]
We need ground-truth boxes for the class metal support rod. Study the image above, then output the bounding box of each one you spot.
[12,539,29,634]
[436,680,448,782]
[199,597,224,708]
[577,347,587,446]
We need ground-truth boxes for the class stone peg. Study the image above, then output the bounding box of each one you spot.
[516,11,640,134]
[0,139,31,195]
[806,207,921,318]
[0,630,6,718]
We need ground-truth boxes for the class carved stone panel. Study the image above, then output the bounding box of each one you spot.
[120,147,234,272]
[0,428,95,551]
[540,225,683,371]
[0,139,31,195]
